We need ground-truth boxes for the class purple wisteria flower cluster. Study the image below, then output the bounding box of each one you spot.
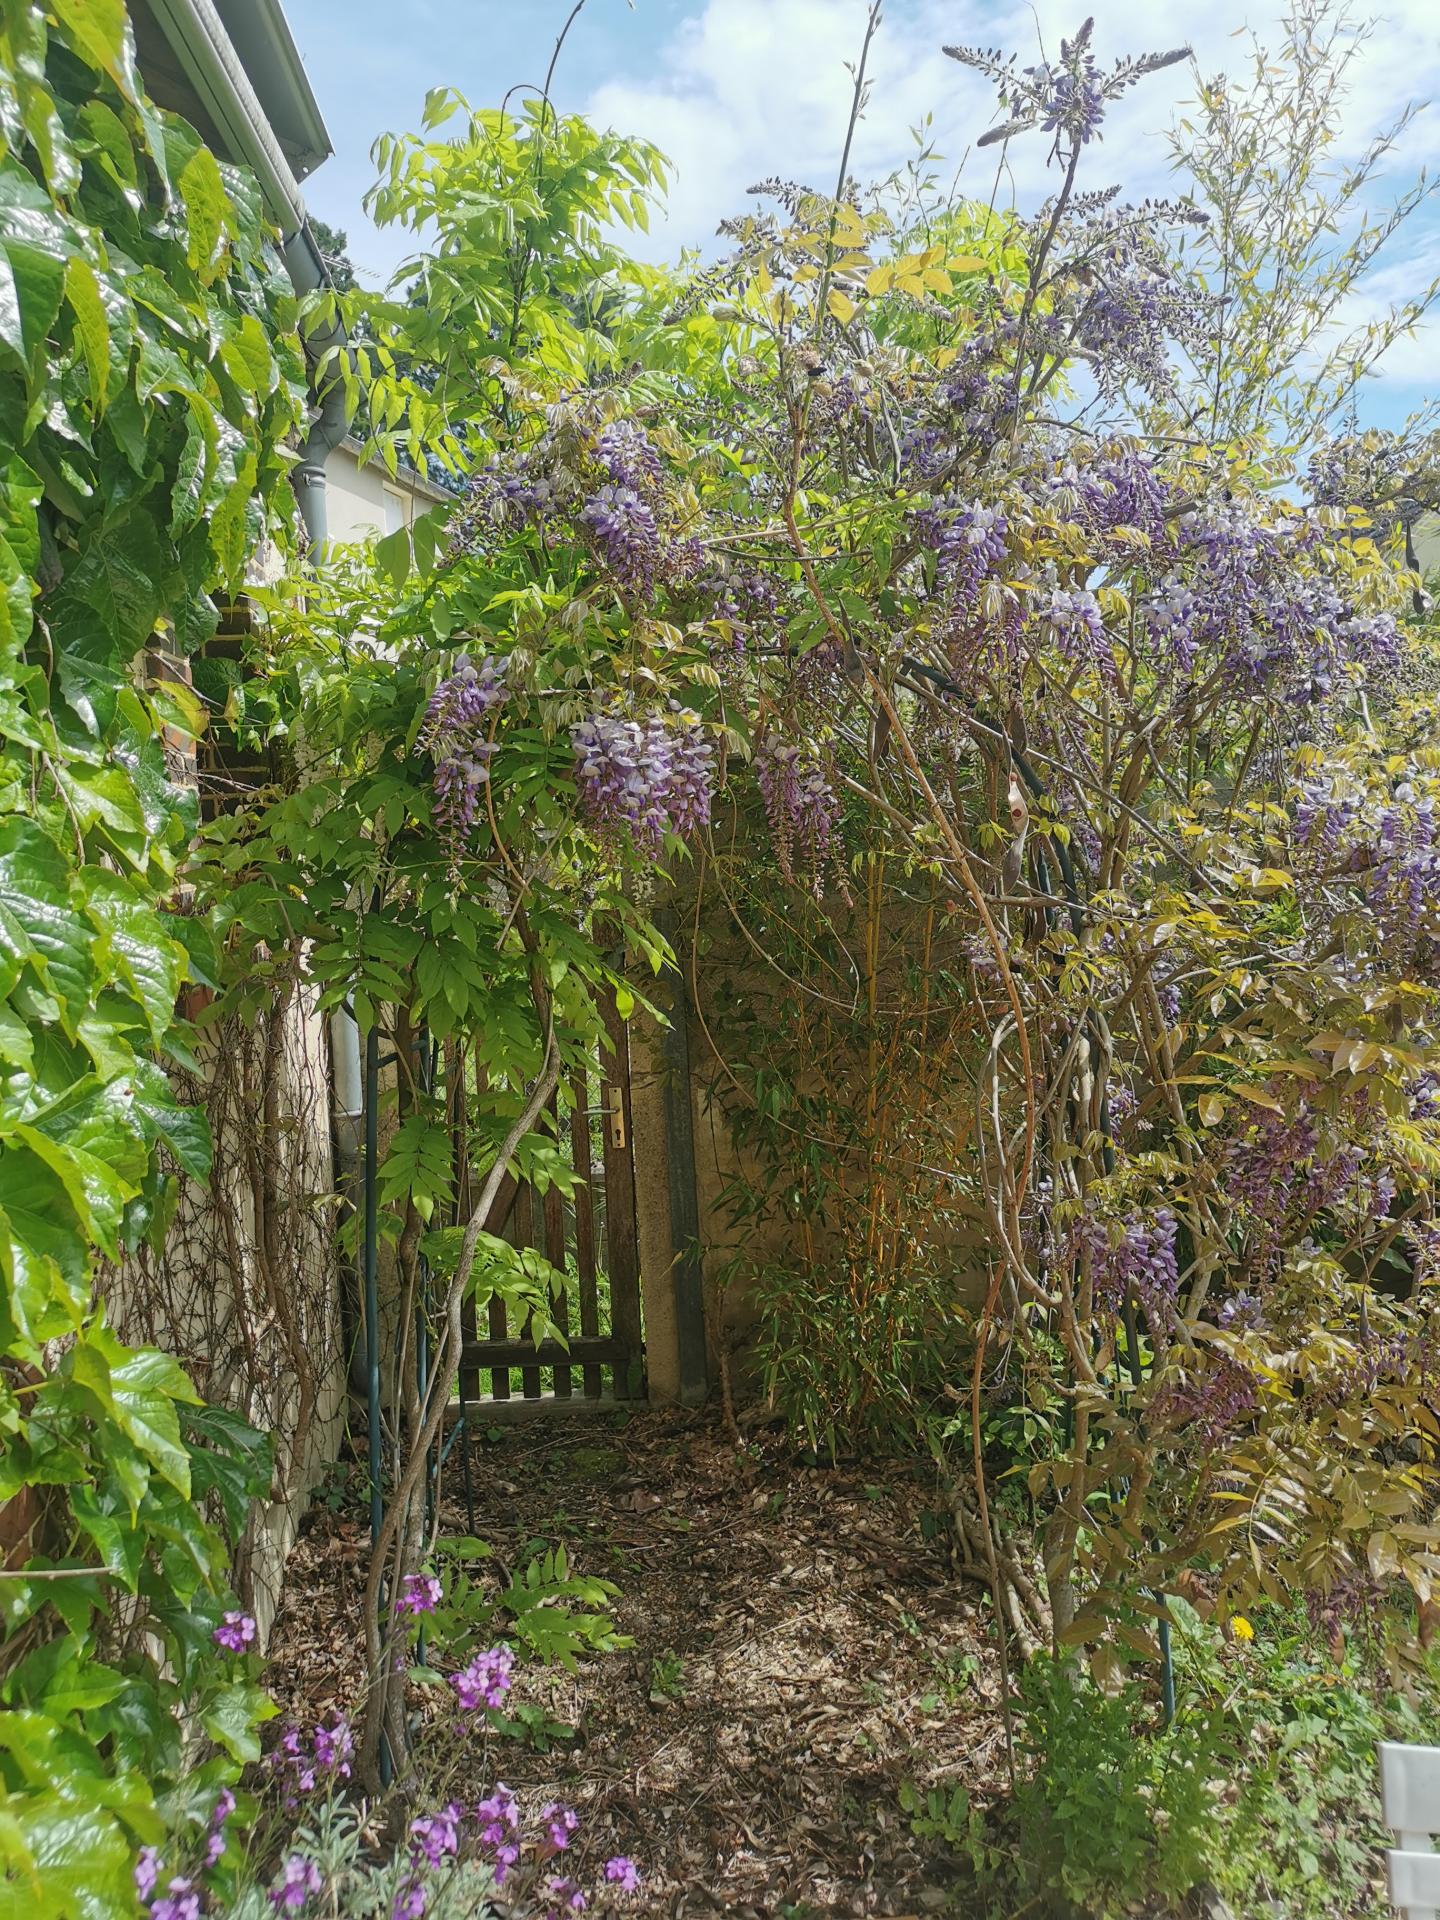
[754,736,841,893]
[576,419,704,600]
[579,485,661,598]
[1291,767,1440,975]
[1078,1206,1179,1326]
[416,653,510,855]
[946,20,1190,156]
[1153,1350,1260,1446]
[572,708,715,856]
[916,497,1009,605]
[1038,583,1115,686]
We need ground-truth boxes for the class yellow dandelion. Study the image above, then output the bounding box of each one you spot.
[1230,1614,1255,1642]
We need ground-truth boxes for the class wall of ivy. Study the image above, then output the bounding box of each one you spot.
[0,2,309,1903]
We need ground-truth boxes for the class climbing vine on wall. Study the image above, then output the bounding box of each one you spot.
[0,3,305,1904]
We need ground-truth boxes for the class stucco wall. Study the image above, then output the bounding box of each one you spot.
[325,443,448,546]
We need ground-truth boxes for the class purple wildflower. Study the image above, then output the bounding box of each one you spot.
[542,1803,579,1853]
[398,1573,443,1617]
[604,1857,642,1892]
[392,1882,427,1920]
[547,1878,587,1915]
[409,1809,461,1869]
[270,1856,323,1914]
[451,1645,514,1713]
[135,1849,162,1902]
[213,1610,256,1653]
[311,1714,354,1780]
[475,1783,521,1883]
[152,1881,201,1920]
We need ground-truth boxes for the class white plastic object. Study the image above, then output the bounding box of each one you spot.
[1381,1744,1440,1920]
[1390,1851,1440,1917]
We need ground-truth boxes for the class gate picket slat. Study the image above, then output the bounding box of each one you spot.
[600,987,642,1399]
[478,1053,510,1401]
[442,990,643,1427]
[570,1067,602,1397]
[512,1182,542,1399]
[451,1040,480,1410]
[545,1092,570,1397]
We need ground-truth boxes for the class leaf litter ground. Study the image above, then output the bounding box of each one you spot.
[266,1409,1008,1916]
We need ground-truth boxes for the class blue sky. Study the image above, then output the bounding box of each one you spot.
[286,0,1440,431]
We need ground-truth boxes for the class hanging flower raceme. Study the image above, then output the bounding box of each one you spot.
[1038,584,1116,686]
[579,484,661,596]
[754,736,841,892]
[596,420,663,488]
[1078,1206,1180,1326]
[416,653,509,855]
[571,708,714,856]
[918,497,1009,605]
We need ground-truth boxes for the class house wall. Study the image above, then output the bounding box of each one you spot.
[325,444,444,546]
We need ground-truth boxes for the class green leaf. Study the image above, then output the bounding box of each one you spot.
[105,1344,198,1497]
[83,871,185,1040]
[13,1121,133,1260]
[201,1680,276,1763]
[129,1059,211,1181]
[64,256,109,416]
[219,312,275,395]
[182,1401,272,1534]
[0,1788,134,1920]
[0,166,73,371]
[50,0,129,84]
[0,1153,89,1327]
[178,143,228,282]
[0,819,92,1032]
[71,1484,145,1589]
[4,1638,125,1716]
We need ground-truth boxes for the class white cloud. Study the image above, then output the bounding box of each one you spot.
[583,0,1440,400]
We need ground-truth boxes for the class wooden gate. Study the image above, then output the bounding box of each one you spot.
[455,990,643,1412]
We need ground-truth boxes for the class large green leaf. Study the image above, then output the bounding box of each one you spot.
[0,1788,135,1920]
[129,1058,210,1181]
[50,0,129,87]
[0,818,92,1031]
[104,1344,198,1498]
[178,141,228,282]
[200,1680,274,1764]
[183,1401,273,1534]
[83,870,184,1040]
[0,166,73,371]
[12,1122,132,1260]
[0,1149,88,1328]
[3,1638,125,1717]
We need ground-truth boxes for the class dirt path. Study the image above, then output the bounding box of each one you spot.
[268,1410,1006,1915]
